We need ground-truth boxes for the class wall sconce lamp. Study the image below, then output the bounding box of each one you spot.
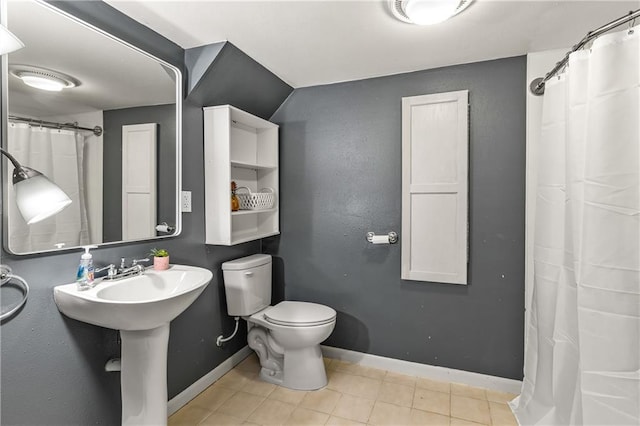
[0,27,68,224]
[0,24,24,55]
[0,148,72,224]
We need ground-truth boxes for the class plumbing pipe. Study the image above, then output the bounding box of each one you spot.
[216,317,240,346]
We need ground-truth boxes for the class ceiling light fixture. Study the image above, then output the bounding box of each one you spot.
[9,65,79,92]
[389,0,473,25]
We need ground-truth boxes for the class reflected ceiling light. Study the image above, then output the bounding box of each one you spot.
[389,0,473,25]
[9,65,79,92]
[0,24,24,55]
[0,148,72,224]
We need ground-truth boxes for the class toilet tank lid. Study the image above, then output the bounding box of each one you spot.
[222,254,271,271]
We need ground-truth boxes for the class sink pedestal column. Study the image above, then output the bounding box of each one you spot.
[120,324,170,426]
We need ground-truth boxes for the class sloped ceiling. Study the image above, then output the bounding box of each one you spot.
[185,42,293,120]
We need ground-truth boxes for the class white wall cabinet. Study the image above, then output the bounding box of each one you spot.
[203,105,279,245]
[401,91,469,284]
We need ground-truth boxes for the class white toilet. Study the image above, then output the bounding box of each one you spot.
[222,254,336,390]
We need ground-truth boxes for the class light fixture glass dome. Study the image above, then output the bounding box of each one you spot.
[9,65,79,92]
[405,0,459,25]
[19,73,68,91]
[389,0,473,25]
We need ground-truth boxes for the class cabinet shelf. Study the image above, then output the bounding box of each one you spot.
[231,161,277,171]
[231,208,277,216]
[204,105,279,246]
[231,231,280,245]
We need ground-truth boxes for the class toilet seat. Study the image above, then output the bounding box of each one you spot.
[264,301,336,327]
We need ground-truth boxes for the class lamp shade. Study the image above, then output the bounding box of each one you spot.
[14,170,72,225]
[0,24,24,55]
[1,148,72,224]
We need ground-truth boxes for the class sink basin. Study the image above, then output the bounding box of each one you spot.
[53,263,213,426]
[54,264,212,331]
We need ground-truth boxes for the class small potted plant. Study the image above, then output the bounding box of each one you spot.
[149,248,170,271]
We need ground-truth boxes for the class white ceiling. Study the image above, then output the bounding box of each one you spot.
[104,0,640,88]
[7,0,177,118]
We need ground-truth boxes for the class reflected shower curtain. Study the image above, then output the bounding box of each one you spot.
[512,26,639,425]
[7,123,90,252]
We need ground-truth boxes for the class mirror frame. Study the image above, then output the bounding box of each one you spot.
[1,0,182,255]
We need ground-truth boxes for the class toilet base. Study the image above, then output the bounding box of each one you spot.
[285,345,328,390]
[258,367,283,385]
[258,344,327,391]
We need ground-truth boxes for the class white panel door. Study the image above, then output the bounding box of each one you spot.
[401,91,469,284]
[122,123,157,240]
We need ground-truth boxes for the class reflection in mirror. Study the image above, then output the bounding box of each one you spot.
[3,0,181,255]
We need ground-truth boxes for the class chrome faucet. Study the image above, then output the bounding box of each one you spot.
[95,264,117,280]
[102,257,150,281]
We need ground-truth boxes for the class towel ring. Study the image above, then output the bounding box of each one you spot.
[0,265,29,321]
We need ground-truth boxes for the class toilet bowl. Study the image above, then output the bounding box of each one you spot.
[222,254,336,390]
[248,301,336,390]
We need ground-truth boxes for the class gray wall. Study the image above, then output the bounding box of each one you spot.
[102,104,176,242]
[0,2,292,425]
[268,56,526,380]
[185,42,293,121]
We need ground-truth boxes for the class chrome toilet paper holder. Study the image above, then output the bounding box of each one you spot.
[366,231,398,244]
[155,222,175,233]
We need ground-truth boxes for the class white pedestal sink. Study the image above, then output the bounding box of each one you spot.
[53,264,213,426]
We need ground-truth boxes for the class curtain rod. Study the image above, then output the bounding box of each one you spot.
[8,115,103,136]
[530,8,640,96]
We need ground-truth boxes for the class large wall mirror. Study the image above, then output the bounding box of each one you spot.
[2,0,182,255]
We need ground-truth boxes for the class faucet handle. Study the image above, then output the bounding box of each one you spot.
[96,264,117,278]
[132,258,150,266]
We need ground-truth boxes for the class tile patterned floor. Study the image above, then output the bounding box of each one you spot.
[169,355,519,426]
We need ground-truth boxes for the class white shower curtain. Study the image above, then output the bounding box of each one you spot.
[7,123,90,252]
[512,26,639,425]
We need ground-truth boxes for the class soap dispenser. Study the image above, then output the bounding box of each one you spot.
[76,245,97,290]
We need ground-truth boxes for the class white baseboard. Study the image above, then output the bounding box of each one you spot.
[321,345,522,395]
[167,345,252,416]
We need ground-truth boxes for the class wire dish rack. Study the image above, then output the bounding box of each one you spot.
[236,187,276,210]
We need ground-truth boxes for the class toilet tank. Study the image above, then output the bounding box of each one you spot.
[222,254,272,316]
